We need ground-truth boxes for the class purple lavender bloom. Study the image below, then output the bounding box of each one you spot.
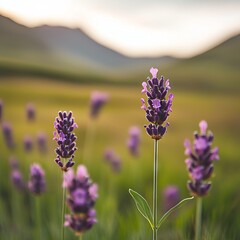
[53,111,78,171]
[0,99,3,122]
[184,120,219,196]
[90,91,109,118]
[127,126,141,156]
[104,148,122,172]
[141,67,173,140]
[64,165,98,235]
[9,156,26,192]
[26,103,35,121]
[37,132,48,154]
[23,135,33,152]
[163,185,180,212]
[2,122,15,149]
[28,164,46,195]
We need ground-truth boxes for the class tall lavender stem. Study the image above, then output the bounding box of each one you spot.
[195,197,202,240]
[35,197,41,240]
[61,173,66,240]
[153,139,158,240]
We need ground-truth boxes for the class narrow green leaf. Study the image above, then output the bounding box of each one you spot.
[129,189,153,229]
[157,196,194,229]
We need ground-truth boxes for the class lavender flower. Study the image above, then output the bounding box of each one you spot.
[23,135,33,152]
[64,165,98,236]
[53,111,78,171]
[127,126,141,156]
[37,132,48,154]
[141,67,173,140]
[162,185,180,212]
[26,103,35,121]
[0,99,3,122]
[28,164,46,195]
[104,148,122,172]
[184,120,219,196]
[90,91,109,118]
[2,122,15,149]
[9,156,26,192]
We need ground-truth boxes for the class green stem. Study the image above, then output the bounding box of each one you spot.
[79,234,83,240]
[61,172,66,240]
[35,197,41,240]
[153,139,158,240]
[195,197,202,240]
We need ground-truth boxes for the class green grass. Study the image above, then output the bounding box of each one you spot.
[0,76,239,239]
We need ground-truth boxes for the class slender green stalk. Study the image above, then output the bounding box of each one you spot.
[79,234,83,240]
[153,139,158,240]
[61,161,67,240]
[195,197,202,240]
[35,197,41,240]
[82,118,95,162]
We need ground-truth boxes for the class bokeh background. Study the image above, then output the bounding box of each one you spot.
[0,0,240,239]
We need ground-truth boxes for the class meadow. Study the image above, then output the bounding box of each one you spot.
[0,76,239,240]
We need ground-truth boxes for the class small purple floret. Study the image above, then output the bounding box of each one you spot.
[141,68,173,140]
[28,164,46,195]
[184,120,219,196]
[53,111,78,171]
[64,165,98,235]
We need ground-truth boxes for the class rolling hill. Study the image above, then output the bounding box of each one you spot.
[0,13,239,91]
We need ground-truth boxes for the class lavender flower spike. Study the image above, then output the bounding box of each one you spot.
[28,164,46,195]
[184,120,219,196]
[53,111,78,171]
[2,122,15,149]
[90,91,109,118]
[163,185,180,212]
[127,126,141,156]
[26,102,35,121]
[64,164,98,236]
[141,67,173,140]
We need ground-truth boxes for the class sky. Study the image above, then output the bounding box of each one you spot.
[0,0,240,57]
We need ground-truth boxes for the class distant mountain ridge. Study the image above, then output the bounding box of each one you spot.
[0,14,177,76]
[0,13,239,90]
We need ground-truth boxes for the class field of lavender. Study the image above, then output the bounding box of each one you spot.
[0,76,240,240]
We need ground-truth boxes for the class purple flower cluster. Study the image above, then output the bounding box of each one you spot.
[9,156,26,192]
[127,126,141,156]
[28,164,46,195]
[184,120,219,196]
[2,122,15,149]
[37,132,48,154]
[162,185,180,212]
[23,135,33,152]
[104,148,122,172]
[26,103,35,121]
[90,91,109,118]
[64,165,98,235]
[141,67,173,140]
[53,111,78,171]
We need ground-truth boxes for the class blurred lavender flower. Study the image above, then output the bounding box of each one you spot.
[184,120,219,196]
[90,91,109,118]
[28,164,46,195]
[163,185,180,212]
[2,122,15,149]
[53,111,78,171]
[37,132,48,154]
[23,135,33,152]
[26,103,35,121]
[0,99,3,122]
[9,156,26,192]
[127,126,141,156]
[104,148,122,172]
[141,67,173,140]
[64,165,98,236]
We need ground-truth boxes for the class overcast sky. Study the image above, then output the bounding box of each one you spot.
[0,0,240,57]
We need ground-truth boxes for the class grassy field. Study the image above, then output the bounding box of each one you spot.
[0,76,239,239]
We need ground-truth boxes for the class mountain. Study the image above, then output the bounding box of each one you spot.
[0,14,239,90]
[0,14,176,80]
